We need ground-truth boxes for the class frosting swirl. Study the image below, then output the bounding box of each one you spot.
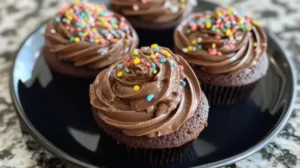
[174,7,267,74]
[44,0,138,69]
[90,45,201,137]
[110,0,189,24]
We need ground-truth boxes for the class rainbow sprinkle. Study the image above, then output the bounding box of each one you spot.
[54,0,134,46]
[182,7,263,56]
[114,45,188,101]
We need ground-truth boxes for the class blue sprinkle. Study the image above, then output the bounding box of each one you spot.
[146,94,154,102]
[155,47,159,51]
[205,10,211,14]
[124,26,129,31]
[205,18,212,23]
[79,32,83,37]
[117,30,122,34]
[243,26,248,31]
[197,45,203,49]
[101,29,106,34]
[89,38,94,43]
[211,26,217,32]
[181,80,187,87]
[76,23,81,27]
[124,67,130,73]
[225,22,231,28]
[110,19,116,24]
[171,61,177,67]
[151,63,156,68]
[160,58,167,63]
[110,30,116,34]
[55,17,60,22]
[143,47,148,50]
[222,28,227,32]
[118,64,123,69]
[75,10,80,15]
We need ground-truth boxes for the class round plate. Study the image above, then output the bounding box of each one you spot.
[10,1,297,168]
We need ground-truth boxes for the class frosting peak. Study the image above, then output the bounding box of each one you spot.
[174,7,267,74]
[44,0,138,69]
[90,45,201,137]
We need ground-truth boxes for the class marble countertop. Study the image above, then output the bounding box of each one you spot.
[1,0,300,167]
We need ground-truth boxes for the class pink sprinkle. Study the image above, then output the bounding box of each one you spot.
[217,51,222,56]
[156,54,161,59]
[197,37,202,43]
[100,39,106,45]
[232,28,237,33]
[208,48,217,55]
[219,23,224,29]
[125,62,130,67]
[245,15,250,20]
[77,28,82,32]
[59,4,69,15]
[133,5,139,11]
[65,26,70,30]
[125,57,131,62]
[216,18,221,24]
[215,35,221,40]
[109,38,115,43]
[140,59,144,63]
[190,24,197,31]
[145,62,150,67]
[229,16,235,21]
[178,65,184,71]
[262,42,267,47]
[229,44,236,50]
[73,5,79,10]
[119,22,125,30]
[141,0,148,4]
[224,17,229,22]
[199,24,205,29]
[95,22,101,26]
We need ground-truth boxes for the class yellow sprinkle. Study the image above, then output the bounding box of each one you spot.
[102,22,108,27]
[98,17,105,22]
[192,40,197,45]
[247,25,252,31]
[205,14,211,18]
[67,15,73,21]
[188,46,193,52]
[212,43,216,49]
[133,58,141,65]
[228,7,235,13]
[73,0,80,5]
[216,11,222,17]
[225,29,232,37]
[68,9,74,13]
[181,4,186,9]
[253,42,258,47]
[95,39,99,44]
[216,29,221,33]
[117,71,123,77]
[205,22,212,29]
[150,54,156,59]
[91,27,97,32]
[151,43,158,49]
[74,37,80,43]
[181,0,186,3]
[251,19,258,25]
[163,50,171,57]
[133,85,140,92]
[124,39,130,44]
[238,17,244,21]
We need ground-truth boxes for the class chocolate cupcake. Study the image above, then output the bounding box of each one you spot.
[110,0,194,30]
[174,7,269,105]
[90,45,209,164]
[43,0,139,78]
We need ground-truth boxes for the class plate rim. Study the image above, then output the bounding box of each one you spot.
[10,23,297,168]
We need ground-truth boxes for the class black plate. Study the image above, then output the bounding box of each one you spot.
[10,1,297,168]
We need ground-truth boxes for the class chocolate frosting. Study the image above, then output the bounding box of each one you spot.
[90,46,201,137]
[174,8,267,74]
[44,1,138,69]
[111,0,189,24]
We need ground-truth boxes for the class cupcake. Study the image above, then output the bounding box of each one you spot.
[43,0,139,78]
[110,0,194,30]
[90,45,209,164]
[174,7,269,105]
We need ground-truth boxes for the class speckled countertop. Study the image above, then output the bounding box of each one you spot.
[1,0,300,167]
